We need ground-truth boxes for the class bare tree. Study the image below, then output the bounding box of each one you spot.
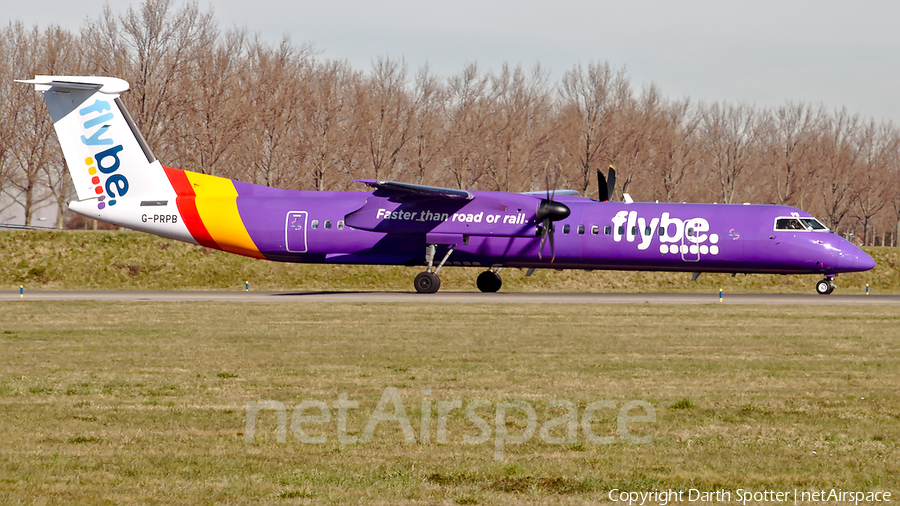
[443,63,491,189]
[303,60,356,191]
[813,109,861,233]
[0,25,17,220]
[852,119,896,245]
[352,56,416,182]
[758,102,823,206]
[482,64,554,192]
[607,83,660,200]
[87,0,217,156]
[41,27,86,228]
[646,98,701,202]
[4,23,59,225]
[697,101,759,204]
[558,61,627,197]
[406,66,447,185]
[242,36,313,188]
[176,28,251,176]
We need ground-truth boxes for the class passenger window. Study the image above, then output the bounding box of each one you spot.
[591,225,599,235]
[644,226,651,236]
[658,227,665,237]
[605,226,612,235]
[687,227,694,237]
[337,220,345,230]
[578,224,585,235]
[325,220,332,230]
[630,226,637,236]
[563,224,570,234]
[311,219,319,229]
[618,225,625,235]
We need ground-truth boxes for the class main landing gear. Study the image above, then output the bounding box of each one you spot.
[414,244,454,294]
[414,244,504,293]
[815,277,836,295]
[476,269,502,293]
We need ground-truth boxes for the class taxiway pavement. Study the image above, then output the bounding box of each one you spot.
[3,290,899,305]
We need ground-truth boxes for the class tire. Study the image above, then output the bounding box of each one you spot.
[414,271,441,293]
[815,279,833,295]
[476,271,502,293]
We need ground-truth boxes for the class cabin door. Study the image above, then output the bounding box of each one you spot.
[285,211,309,253]
[680,219,702,262]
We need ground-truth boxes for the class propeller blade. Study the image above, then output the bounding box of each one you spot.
[536,161,569,262]
[538,218,549,259]
[543,160,551,203]
[597,168,609,202]
[549,221,556,262]
[607,165,616,201]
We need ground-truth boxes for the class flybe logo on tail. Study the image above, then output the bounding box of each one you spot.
[79,99,128,210]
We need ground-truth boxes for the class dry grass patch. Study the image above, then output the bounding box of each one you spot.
[0,301,898,503]
[2,229,897,293]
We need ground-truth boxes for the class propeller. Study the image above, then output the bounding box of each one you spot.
[537,163,571,262]
[597,165,616,201]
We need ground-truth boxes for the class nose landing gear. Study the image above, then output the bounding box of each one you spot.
[815,277,836,295]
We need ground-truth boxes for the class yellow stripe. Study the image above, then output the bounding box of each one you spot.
[184,172,264,259]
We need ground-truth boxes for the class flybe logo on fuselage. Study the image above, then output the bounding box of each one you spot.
[79,99,128,210]
[610,210,721,256]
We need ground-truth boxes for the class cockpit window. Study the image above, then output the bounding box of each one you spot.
[800,218,827,230]
[775,217,828,231]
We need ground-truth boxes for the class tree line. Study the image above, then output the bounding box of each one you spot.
[1,0,898,246]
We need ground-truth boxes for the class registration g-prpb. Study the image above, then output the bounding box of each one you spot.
[141,214,178,224]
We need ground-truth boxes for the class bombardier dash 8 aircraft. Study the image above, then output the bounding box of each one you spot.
[21,75,875,294]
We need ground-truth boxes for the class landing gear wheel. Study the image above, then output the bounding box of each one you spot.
[476,271,502,293]
[815,278,835,295]
[414,271,441,294]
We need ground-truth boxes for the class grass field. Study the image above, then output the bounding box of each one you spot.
[2,229,899,294]
[1,301,898,504]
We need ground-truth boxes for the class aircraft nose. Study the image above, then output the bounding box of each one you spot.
[856,249,876,271]
[834,243,876,272]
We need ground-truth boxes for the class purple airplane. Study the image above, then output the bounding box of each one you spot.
[21,76,875,295]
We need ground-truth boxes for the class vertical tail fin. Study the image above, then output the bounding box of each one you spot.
[17,75,171,209]
[18,75,197,243]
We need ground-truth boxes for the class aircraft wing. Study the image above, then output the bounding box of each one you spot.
[518,190,580,197]
[355,179,473,201]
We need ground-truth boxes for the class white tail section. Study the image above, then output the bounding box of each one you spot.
[20,76,194,242]
[18,75,173,208]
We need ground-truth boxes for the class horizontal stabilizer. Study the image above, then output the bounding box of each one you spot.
[16,76,129,94]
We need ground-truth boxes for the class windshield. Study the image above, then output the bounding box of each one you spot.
[775,217,829,232]
[800,218,827,230]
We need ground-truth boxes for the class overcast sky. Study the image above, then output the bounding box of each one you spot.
[6,0,900,124]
